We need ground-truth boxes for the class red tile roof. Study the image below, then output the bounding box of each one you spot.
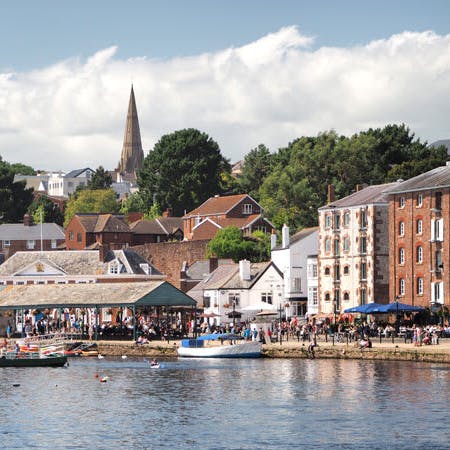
[185,194,250,217]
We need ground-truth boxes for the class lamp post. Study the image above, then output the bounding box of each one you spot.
[279,303,283,345]
[232,300,236,329]
[395,295,400,333]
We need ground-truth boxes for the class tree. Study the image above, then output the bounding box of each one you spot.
[9,163,36,176]
[238,144,273,200]
[206,226,270,262]
[64,189,119,227]
[138,128,230,216]
[88,166,113,190]
[0,156,34,223]
[28,196,64,225]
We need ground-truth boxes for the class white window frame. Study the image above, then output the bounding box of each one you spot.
[261,292,272,304]
[399,196,405,208]
[3,240,11,247]
[309,287,318,306]
[399,278,405,296]
[399,248,405,265]
[416,246,423,264]
[417,219,423,235]
[399,221,405,236]
[242,204,253,214]
[417,277,423,295]
[325,214,331,228]
[27,240,35,250]
[51,239,57,249]
[417,194,423,207]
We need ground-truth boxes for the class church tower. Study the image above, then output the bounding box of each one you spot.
[118,85,144,177]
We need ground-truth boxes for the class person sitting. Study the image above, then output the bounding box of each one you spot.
[359,337,372,349]
[150,358,158,366]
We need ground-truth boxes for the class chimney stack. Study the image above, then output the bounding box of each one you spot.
[162,208,172,218]
[282,224,290,249]
[239,260,251,281]
[23,214,33,227]
[327,184,335,204]
[209,257,218,273]
[99,244,109,262]
[270,229,277,250]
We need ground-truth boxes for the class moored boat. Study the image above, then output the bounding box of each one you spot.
[177,333,262,358]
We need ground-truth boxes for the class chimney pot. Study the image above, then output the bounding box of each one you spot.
[327,184,335,203]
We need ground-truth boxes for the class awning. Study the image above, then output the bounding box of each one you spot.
[0,281,197,310]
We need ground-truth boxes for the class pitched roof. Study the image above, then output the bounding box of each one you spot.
[75,214,129,233]
[184,259,235,281]
[221,261,275,289]
[272,227,318,251]
[185,194,252,217]
[319,182,400,210]
[387,165,450,194]
[0,281,196,309]
[0,223,65,240]
[64,168,93,178]
[130,217,183,235]
[193,215,271,232]
[0,249,161,276]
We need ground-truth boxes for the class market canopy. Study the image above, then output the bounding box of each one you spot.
[377,302,425,313]
[344,303,385,314]
[0,281,197,310]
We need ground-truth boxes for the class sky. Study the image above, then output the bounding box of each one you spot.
[0,0,449,171]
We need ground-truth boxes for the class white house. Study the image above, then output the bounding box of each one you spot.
[271,225,318,318]
[47,168,94,197]
[306,255,318,317]
[186,260,284,326]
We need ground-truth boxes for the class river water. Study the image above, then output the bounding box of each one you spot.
[0,357,449,449]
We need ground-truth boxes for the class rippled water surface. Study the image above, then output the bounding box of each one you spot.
[0,357,449,449]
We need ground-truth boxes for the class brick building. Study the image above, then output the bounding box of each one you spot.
[183,194,274,241]
[318,183,398,316]
[388,164,450,309]
[0,214,65,261]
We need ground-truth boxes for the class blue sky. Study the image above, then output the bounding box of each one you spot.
[0,0,449,170]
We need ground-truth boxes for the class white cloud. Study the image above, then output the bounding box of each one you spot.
[0,26,449,171]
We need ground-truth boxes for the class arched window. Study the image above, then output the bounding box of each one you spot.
[416,219,423,234]
[399,248,405,265]
[343,292,350,301]
[325,293,331,301]
[324,267,331,276]
[417,277,423,295]
[399,221,405,236]
[399,278,405,295]
[416,246,423,264]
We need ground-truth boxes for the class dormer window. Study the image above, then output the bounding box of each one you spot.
[242,204,253,214]
[139,263,151,275]
[109,260,122,275]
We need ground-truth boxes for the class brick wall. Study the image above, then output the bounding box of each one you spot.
[131,240,210,289]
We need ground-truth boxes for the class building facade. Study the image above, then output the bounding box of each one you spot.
[318,183,398,316]
[388,164,450,309]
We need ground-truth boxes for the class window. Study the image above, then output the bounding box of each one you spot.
[435,191,442,210]
[399,221,405,236]
[333,239,340,256]
[360,236,367,254]
[325,215,332,228]
[416,246,423,264]
[228,293,240,306]
[343,292,350,301]
[343,265,349,275]
[417,194,423,207]
[360,262,367,280]
[431,282,444,304]
[261,292,272,304]
[360,288,367,305]
[417,277,423,295]
[416,219,423,235]
[69,231,74,241]
[325,293,331,301]
[27,240,35,250]
[399,278,405,296]
[399,248,405,265]
[431,218,443,241]
[109,261,121,274]
[343,237,350,252]
[308,263,318,278]
[77,233,82,242]
[325,238,331,252]
[399,196,405,208]
[360,209,368,229]
[293,278,301,292]
[3,240,10,247]
[324,267,331,276]
[436,250,443,272]
[343,212,350,226]
[334,264,340,281]
[334,290,340,311]
[242,204,253,214]
[309,287,318,305]
[334,214,340,230]
[51,239,57,249]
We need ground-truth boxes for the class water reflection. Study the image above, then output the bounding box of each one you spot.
[0,358,449,449]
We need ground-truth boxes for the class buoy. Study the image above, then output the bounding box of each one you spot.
[98,354,104,359]
[121,355,127,359]
[100,376,109,383]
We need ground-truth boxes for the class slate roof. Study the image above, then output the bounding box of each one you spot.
[184,259,235,281]
[0,249,162,276]
[0,223,65,240]
[387,165,450,194]
[221,262,275,289]
[64,168,93,178]
[185,194,252,217]
[272,227,318,251]
[130,217,183,235]
[319,182,400,210]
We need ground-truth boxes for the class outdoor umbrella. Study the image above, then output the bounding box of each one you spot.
[377,302,425,313]
[343,303,385,314]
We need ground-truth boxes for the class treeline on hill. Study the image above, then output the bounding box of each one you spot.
[1,124,447,236]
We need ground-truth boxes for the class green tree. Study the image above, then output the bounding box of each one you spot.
[0,156,34,223]
[9,163,36,176]
[138,128,230,216]
[88,166,113,190]
[238,144,273,200]
[64,189,119,227]
[206,226,269,262]
[28,196,64,225]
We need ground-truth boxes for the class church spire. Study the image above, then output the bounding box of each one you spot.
[118,85,144,176]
